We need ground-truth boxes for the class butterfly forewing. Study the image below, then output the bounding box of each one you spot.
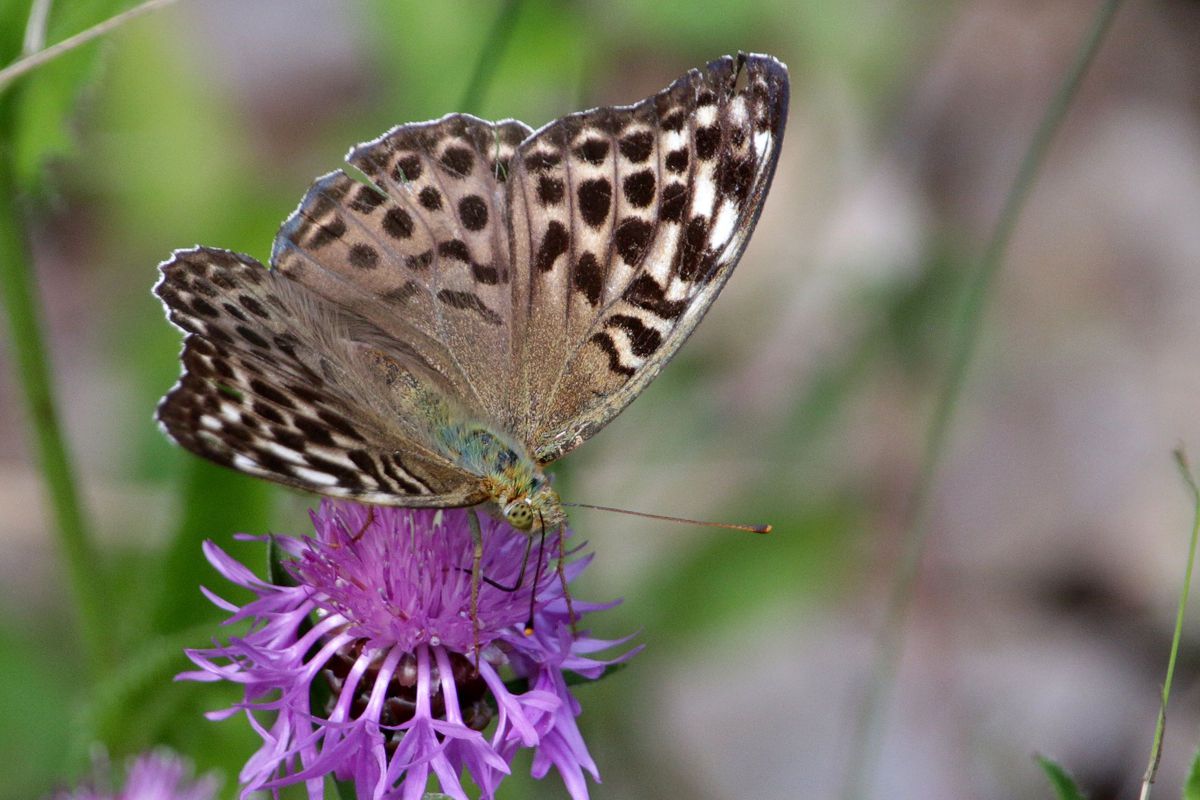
[505,53,789,462]
[155,247,484,506]
[272,115,534,427]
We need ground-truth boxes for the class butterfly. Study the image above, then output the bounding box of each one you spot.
[155,52,788,541]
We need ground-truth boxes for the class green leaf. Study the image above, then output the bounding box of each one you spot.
[267,534,299,587]
[151,459,273,634]
[9,0,132,194]
[1036,754,1087,800]
[1184,744,1200,800]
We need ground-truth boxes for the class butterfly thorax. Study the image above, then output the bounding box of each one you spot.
[435,421,564,533]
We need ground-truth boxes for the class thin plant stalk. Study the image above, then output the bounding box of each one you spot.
[22,0,54,55]
[1138,449,1200,800]
[0,0,181,92]
[0,127,109,673]
[841,2,1125,797]
[0,0,185,677]
[457,0,522,115]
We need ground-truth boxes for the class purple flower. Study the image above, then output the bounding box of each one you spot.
[181,501,637,800]
[48,750,218,800]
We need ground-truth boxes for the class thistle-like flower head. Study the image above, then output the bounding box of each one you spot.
[181,501,636,799]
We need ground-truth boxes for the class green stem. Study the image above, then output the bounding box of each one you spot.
[1138,449,1200,800]
[841,2,1124,797]
[0,122,109,675]
[0,0,181,92]
[22,0,55,56]
[457,0,522,115]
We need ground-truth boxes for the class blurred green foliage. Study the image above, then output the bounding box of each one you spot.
[1037,755,1088,800]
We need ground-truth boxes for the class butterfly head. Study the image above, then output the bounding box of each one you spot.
[500,482,565,533]
[503,499,536,531]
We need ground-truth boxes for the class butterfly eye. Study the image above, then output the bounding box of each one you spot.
[504,502,534,531]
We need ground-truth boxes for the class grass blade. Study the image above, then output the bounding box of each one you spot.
[842,2,1125,796]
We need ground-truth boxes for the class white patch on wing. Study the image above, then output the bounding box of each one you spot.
[311,449,359,471]
[662,130,687,151]
[263,441,307,465]
[645,223,680,282]
[709,200,738,249]
[233,454,262,473]
[292,466,339,486]
[754,131,772,157]
[692,174,717,216]
[731,98,749,125]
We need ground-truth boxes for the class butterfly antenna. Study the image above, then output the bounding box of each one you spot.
[561,502,772,534]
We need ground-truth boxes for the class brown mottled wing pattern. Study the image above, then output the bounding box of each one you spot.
[271,114,534,424]
[505,53,789,462]
[155,247,485,506]
[157,54,786,500]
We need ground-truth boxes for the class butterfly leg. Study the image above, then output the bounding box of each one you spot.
[467,507,484,671]
[349,506,375,543]
[524,529,547,636]
[484,534,535,593]
[555,527,577,636]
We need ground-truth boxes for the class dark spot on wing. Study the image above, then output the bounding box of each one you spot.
[250,379,296,409]
[574,252,602,305]
[537,176,564,205]
[535,221,569,272]
[458,195,489,231]
[349,243,379,269]
[619,130,654,162]
[614,218,653,266]
[473,262,500,285]
[440,146,474,176]
[608,313,662,357]
[394,154,422,182]
[238,295,269,318]
[350,186,386,214]
[236,325,271,349]
[419,187,442,210]
[623,170,656,208]
[524,151,561,171]
[624,274,688,319]
[578,179,612,228]
[590,332,635,376]
[438,239,471,263]
[407,250,433,270]
[661,110,687,132]
[383,207,414,239]
[696,125,720,160]
[665,148,689,174]
[661,182,688,222]
[191,297,220,318]
[575,138,609,165]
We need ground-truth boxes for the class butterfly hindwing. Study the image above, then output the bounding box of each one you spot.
[155,247,485,506]
[505,53,789,462]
